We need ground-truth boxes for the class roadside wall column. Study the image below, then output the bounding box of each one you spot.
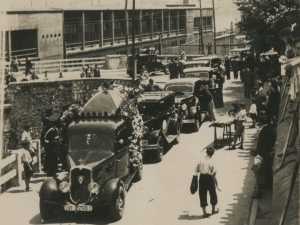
[99,11,103,47]
[81,12,85,50]
[139,10,143,42]
[161,11,164,38]
[177,10,180,35]
[168,10,171,37]
[111,11,114,46]
[8,30,11,61]
[150,10,154,39]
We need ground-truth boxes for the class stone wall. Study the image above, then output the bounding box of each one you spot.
[5,78,136,149]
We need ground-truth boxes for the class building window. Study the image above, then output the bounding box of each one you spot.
[194,17,213,32]
[64,24,78,42]
[142,20,149,34]
[114,21,124,37]
[103,22,112,39]
[85,23,97,41]
[153,19,160,33]
[180,39,185,45]
[129,20,139,35]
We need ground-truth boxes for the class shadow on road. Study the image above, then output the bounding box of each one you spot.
[29,210,112,225]
[219,128,260,225]
[178,214,206,220]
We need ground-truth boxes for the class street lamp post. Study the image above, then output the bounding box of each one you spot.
[212,0,216,54]
[131,0,136,84]
[199,0,205,55]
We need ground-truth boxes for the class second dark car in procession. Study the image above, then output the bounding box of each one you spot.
[39,90,143,221]
[139,91,181,162]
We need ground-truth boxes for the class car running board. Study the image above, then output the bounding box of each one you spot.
[123,170,137,191]
[166,135,177,144]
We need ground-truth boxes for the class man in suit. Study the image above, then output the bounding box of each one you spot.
[93,65,101,77]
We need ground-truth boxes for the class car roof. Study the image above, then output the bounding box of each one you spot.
[184,61,208,65]
[165,78,202,85]
[68,118,125,135]
[193,55,220,61]
[183,67,212,72]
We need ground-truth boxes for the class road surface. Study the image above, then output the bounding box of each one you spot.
[0,74,257,225]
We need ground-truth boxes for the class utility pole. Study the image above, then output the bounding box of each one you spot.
[212,0,216,54]
[198,0,204,55]
[132,0,136,84]
[125,0,129,56]
[230,21,234,50]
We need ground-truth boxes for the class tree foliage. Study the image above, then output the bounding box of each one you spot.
[236,0,300,54]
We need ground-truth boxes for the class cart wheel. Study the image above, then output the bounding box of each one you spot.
[156,136,164,162]
[40,199,57,221]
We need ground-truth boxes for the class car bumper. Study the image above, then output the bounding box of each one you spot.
[182,119,195,124]
[42,199,111,209]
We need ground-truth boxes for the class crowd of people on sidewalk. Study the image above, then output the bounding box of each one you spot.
[80,64,101,78]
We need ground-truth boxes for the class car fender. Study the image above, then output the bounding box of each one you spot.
[39,177,64,202]
[148,130,163,144]
[98,178,124,202]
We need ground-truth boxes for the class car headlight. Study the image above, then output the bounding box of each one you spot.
[88,182,99,194]
[181,104,187,110]
[59,181,70,193]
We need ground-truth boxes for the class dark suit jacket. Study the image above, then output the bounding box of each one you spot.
[94,69,101,77]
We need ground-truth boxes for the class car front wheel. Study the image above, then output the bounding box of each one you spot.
[40,199,57,221]
[156,136,164,162]
[109,186,125,221]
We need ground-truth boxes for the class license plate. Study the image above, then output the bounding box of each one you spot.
[64,205,92,211]
[142,140,148,145]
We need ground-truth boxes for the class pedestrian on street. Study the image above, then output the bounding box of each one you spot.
[194,84,216,121]
[43,113,60,177]
[21,141,33,191]
[169,58,179,80]
[25,57,33,77]
[43,71,49,80]
[232,57,239,79]
[251,114,276,198]
[241,66,252,98]
[195,146,220,218]
[31,71,39,80]
[58,71,64,78]
[11,56,21,72]
[249,98,257,128]
[229,102,247,150]
[224,56,231,80]
[218,63,226,90]
[178,59,185,78]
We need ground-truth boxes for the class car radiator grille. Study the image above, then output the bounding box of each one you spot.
[70,168,91,204]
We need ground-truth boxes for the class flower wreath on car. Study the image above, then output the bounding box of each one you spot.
[118,86,145,169]
[60,104,83,126]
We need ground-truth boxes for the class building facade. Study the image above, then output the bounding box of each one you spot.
[4,2,214,61]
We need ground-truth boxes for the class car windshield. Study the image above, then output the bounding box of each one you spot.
[165,85,193,93]
[186,72,209,79]
[69,133,114,151]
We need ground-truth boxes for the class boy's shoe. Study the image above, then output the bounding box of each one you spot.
[239,145,244,149]
[203,213,210,218]
[212,208,219,215]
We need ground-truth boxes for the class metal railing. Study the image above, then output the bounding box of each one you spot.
[0,140,41,188]
[34,57,106,74]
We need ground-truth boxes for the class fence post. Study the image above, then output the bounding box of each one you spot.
[11,152,22,187]
[59,60,62,72]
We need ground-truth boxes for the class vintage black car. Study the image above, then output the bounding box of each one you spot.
[192,55,223,77]
[138,92,180,162]
[183,67,213,80]
[39,90,142,221]
[164,78,210,131]
[127,54,169,77]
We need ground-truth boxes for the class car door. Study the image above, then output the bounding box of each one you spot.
[115,127,129,179]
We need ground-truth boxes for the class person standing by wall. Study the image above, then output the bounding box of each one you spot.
[93,64,101,77]
[25,57,33,77]
[241,66,252,98]
[195,146,220,218]
[21,124,36,158]
[21,141,33,191]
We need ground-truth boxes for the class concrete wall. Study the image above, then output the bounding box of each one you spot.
[5,78,135,148]
[6,11,64,60]
[216,34,237,56]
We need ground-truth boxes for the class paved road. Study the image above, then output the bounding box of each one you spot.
[0,75,257,225]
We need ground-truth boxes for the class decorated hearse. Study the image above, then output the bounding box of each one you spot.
[164,78,209,131]
[138,92,181,162]
[39,90,143,221]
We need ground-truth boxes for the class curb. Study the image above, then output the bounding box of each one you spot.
[249,199,259,225]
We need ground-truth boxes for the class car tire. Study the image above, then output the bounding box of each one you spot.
[156,136,164,162]
[173,122,181,144]
[109,186,125,221]
[40,199,57,221]
[133,161,143,182]
[194,115,201,132]
[164,66,170,75]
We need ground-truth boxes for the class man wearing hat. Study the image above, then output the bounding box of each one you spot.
[21,141,33,191]
[40,105,53,154]
[230,102,247,150]
[195,146,220,218]
[43,113,60,177]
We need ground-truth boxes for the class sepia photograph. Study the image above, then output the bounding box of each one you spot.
[0,0,299,224]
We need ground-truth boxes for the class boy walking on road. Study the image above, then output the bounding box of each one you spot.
[195,146,221,218]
